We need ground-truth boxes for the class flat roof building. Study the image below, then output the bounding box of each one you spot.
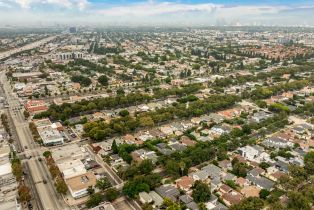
[66,172,97,199]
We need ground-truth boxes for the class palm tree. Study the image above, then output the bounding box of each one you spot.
[179,161,186,176]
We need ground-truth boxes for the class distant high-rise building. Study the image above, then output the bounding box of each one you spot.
[69,27,77,33]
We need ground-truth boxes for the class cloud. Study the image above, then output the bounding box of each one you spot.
[97,2,220,17]
[0,0,313,26]
[8,0,88,9]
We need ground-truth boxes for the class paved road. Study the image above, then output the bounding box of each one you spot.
[0,71,69,210]
[85,145,142,210]
[0,36,56,61]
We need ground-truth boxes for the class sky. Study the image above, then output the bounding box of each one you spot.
[0,0,314,27]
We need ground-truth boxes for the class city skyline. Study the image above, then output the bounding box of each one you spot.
[0,0,314,26]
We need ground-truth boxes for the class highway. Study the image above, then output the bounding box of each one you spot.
[0,36,56,61]
[0,71,69,210]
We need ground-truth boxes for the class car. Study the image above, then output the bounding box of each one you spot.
[38,157,42,161]
[70,133,77,138]
[43,179,47,184]
[28,203,33,209]
[24,146,28,149]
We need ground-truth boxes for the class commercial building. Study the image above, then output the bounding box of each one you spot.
[65,172,97,199]
[25,100,48,114]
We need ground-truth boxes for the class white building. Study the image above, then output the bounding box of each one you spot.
[57,159,87,179]
[238,145,259,162]
[66,172,96,199]
[37,125,64,146]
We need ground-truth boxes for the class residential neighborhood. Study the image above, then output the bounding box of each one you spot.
[0,25,314,210]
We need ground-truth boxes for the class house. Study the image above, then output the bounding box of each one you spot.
[241,185,261,198]
[202,164,222,180]
[219,184,233,194]
[155,185,180,202]
[139,192,153,204]
[221,172,236,182]
[156,143,174,155]
[160,126,174,136]
[179,194,193,204]
[221,191,243,207]
[180,136,196,147]
[250,111,274,123]
[274,160,289,173]
[246,175,275,191]
[66,172,97,199]
[208,113,225,124]
[263,136,294,149]
[175,176,194,192]
[218,160,232,171]
[211,203,228,210]
[149,191,163,208]
[189,170,210,183]
[169,142,187,152]
[131,149,158,163]
[238,145,260,162]
[211,124,232,136]
[269,171,286,182]
[186,201,199,210]
[235,177,249,188]
[248,167,265,178]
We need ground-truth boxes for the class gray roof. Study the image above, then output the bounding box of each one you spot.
[212,203,228,210]
[170,143,187,152]
[189,170,209,181]
[221,173,236,181]
[155,185,180,201]
[274,160,289,172]
[149,191,163,207]
[179,195,193,204]
[186,201,199,210]
[246,175,275,191]
[202,164,221,179]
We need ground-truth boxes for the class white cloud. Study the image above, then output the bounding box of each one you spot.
[8,0,88,9]
[97,2,290,18]
[98,2,220,16]
[0,0,313,26]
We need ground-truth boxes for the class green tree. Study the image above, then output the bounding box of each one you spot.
[192,181,211,203]
[304,151,314,175]
[86,193,103,208]
[87,186,95,195]
[18,185,31,202]
[139,116,155,127]
[12,161,23,181]
[98,75,109,86]
[112,140,118,154]
[259,162,270,170]
[95,177,111,191]
[230,197,264,210]
[287,191,310,210]
[23,110,30,119]
[105,188,119,201]
[43,151,51,158]
[138,159,154,174]
[55,177,67,195]
[259,189,270,199]
[163,198,182,210]
[119,109,129,117]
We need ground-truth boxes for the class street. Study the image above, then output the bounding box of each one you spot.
[0,71,70,210]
